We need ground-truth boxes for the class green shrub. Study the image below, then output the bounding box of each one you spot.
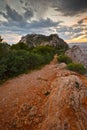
[11,42,29,51]
[0,64,7,80]
[67,63,86,74]
[0,50,29,78]
[0,42,10,57]
[58,54,72,64]
[0,46,55,81]
[32,46,55,64]
[0,50,46,77]
[55,49,65,55]
[32,46,55,55]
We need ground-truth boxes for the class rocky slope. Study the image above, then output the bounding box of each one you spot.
[66,45,87,69]
[19,34,68,49]
[0,56,87,130]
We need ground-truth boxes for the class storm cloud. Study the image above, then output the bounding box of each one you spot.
[0,4,23,22]
[19,0,87,16]
[23,7,34,19]
[0,17,59,35]
[52,0,87,16]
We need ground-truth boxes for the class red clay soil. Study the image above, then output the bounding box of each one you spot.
[0,56,58,130]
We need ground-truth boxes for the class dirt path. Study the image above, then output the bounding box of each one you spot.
[0,56,58,130]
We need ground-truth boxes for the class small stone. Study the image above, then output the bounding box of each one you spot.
[29,106,37,116]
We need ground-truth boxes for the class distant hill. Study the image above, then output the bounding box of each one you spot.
[19,34,68,49]
[69,42,87,48]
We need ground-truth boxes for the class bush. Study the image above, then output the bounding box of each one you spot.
[32,46,55,64]
[58,54,72,64]
[0,46,55,81]
[11,42,29,51]
[0,50,29,78]
[67,63,86,74]
[32,46,55,55]
[0,42,10,57]
[0,50,46,78]
[0,64,7,80]
[55,48,65,55]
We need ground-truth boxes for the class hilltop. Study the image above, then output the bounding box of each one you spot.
[19,34,68,49]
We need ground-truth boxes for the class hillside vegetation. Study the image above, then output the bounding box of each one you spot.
[0,35,68,82]
[57,54,86,74]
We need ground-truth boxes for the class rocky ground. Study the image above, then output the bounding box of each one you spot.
[0,56,87,130]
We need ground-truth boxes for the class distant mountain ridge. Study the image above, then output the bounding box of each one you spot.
[69,42,87,48]
[19,34,68,49]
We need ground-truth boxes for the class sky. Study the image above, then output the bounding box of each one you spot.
[0,0,87,44]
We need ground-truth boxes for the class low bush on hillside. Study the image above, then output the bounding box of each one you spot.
[67,63,86,74]
[32,46,55,54]
[11,42,30,51]
[0,45,55,81]
[58,54,72,64]
[0,42,10,58]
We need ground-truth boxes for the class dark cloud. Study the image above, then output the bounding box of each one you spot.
[20,0,87,16]
[0,4,23,22]
[0,4,34,24]
[1,0,87,20]
[19,0,24,4]
[28,18,59,29]
[0,2,59,35]
[24,10,33,19]
[0,17,59,36]
[54,0,87,16]
[0,12,7,19]
[23,7,34,19]
[6,4,23,21]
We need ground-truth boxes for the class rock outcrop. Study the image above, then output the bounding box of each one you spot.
[66,45,87,69]
[41,74,87,130]
[19,34,68,49]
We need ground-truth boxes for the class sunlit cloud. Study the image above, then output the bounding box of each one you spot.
[66,34,87,43]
